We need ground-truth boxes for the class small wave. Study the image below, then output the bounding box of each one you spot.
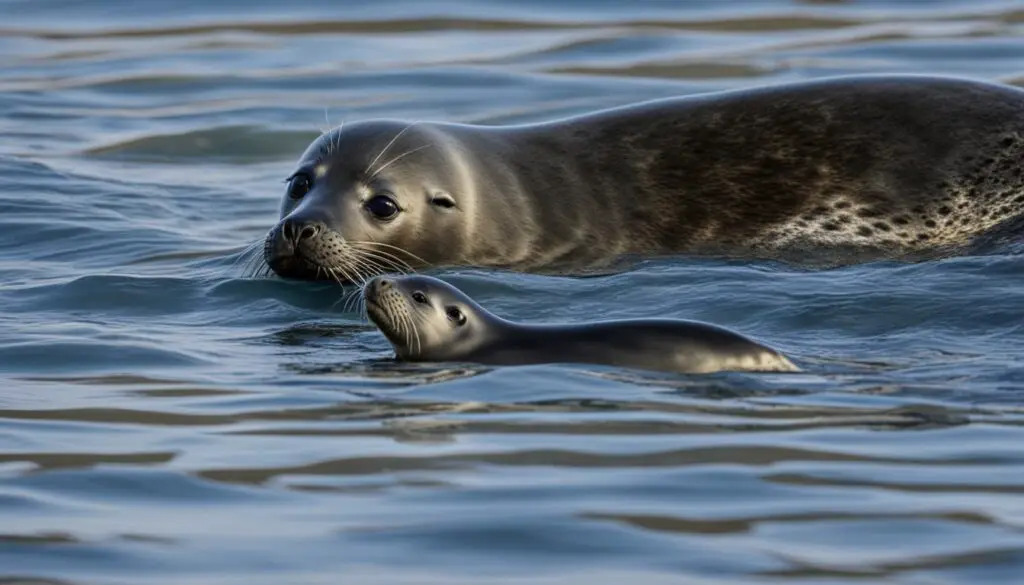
[82,126,319,163]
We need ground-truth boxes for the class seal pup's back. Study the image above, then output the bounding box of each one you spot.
[464,318,800,374]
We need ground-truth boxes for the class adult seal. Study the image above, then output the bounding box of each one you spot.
[262,74,1024,281]
[361,274,800,375]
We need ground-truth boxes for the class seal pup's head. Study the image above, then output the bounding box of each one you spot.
[264,120,469,283]
[363,274,493,361]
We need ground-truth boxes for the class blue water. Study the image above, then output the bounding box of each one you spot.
[3,1,1024,583]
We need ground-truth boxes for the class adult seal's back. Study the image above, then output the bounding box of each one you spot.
[262,74,1024,281]
[362,274,800,375]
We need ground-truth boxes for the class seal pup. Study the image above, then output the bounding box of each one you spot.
[361,274,799,375]
[263,74,1024,282]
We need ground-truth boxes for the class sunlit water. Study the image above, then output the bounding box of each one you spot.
[2,1,1024,583]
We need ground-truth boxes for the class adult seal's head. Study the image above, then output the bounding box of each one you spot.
[362,274,800,375]
[263,121,475,282]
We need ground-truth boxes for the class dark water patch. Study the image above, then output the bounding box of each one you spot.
[0,341,212,374]
[0,452,176,473]
[2,466,284,504]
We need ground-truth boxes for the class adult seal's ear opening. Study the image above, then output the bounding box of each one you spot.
[265,75,1024,280]
[362,274,800,375]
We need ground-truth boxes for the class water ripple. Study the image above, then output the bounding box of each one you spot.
[3,0,1024,583]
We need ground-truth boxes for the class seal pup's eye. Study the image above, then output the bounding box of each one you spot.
[365,193,400,221]
[285,173,312,200]
[446,306,466,326]
[411,291,428,304]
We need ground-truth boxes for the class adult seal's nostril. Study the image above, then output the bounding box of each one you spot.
[297,224,320,242]
[281,220,323,245]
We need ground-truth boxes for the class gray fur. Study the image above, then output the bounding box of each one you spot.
[363,274,799,375]
[265,74,1024,280]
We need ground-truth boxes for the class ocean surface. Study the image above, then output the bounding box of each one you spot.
[2,1,1024,583]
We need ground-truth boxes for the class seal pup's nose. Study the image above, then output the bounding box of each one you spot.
[366,276,393,298]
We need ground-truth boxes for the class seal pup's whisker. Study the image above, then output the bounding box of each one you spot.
[344,286,369,318]
[347,282,369,323]
[376,281,416,356]
[401,297,422,357]
[367,143,433,182]
[357,296,369,324]
[395,305,412,354]
[337,290,361,316]
[365,121,421,177]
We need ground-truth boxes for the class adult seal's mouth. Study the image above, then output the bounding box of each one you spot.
[262,228,323,281]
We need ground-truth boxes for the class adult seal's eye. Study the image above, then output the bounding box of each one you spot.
[365,193,400,220]
[412,291,428,304]
[286,173,312,200]
[446,306,466,326]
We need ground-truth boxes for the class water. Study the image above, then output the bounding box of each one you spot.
[2,1,1024,583]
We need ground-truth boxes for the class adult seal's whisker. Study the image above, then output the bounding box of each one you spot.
[368,144,433,182]
[357,251,412,276]
[365,121,421,177]
[351,240,428,270]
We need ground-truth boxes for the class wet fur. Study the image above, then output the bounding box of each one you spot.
[264,74,1024,279]
[363,275,800,375]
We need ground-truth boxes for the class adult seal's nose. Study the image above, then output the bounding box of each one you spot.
[281,219,324,246]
